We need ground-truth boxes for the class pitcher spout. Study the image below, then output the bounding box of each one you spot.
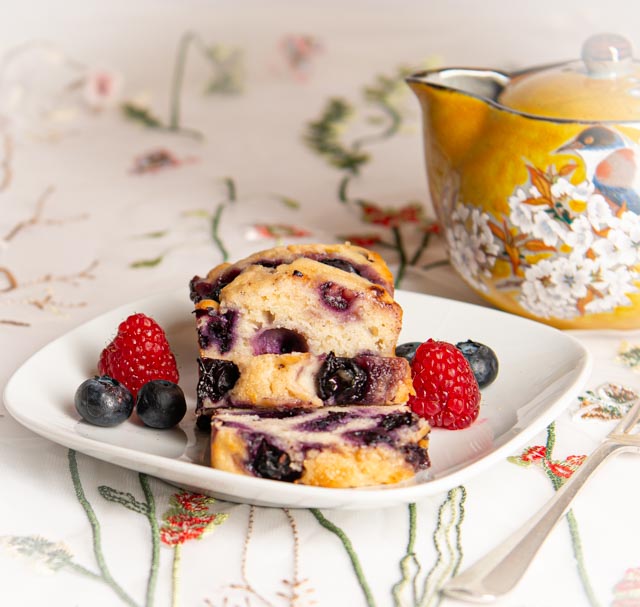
[406,68,510,104]
[406,67,510,174]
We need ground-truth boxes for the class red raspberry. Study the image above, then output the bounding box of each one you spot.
[98,313,179,398]
[408,339,480,430]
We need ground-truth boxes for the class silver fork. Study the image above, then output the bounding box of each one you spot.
[442,398,640,603]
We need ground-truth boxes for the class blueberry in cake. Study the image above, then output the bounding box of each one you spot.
[210,405,430,488]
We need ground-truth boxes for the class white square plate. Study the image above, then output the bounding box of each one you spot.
[3,289,591,509]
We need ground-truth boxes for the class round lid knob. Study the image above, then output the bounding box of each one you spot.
[582,33,633,78]
[497,33,640,120]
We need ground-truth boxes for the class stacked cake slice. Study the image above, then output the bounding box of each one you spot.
[189,243,430,487]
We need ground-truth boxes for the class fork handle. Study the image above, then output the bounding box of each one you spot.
[442,440,632,603]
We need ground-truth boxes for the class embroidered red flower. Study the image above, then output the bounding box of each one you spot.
[421,220,441,235]
[547,455,586,479]
[339,233,383,247]
[360,202,423,228]
[509,438,585,483]
[160,492,228,547]
[519,445,547,463]
[171,491,213,514]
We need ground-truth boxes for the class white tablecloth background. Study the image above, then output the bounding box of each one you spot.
[2,2,640,606]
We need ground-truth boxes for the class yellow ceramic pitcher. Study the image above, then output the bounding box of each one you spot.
[408,33,640,329]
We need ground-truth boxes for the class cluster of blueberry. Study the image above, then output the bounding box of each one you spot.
[75,376,186,429]
[74,313,186,430]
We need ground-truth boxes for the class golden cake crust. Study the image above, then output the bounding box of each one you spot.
[199,242,395,296]
[298,444,419,488]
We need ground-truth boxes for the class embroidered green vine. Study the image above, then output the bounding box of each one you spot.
[304,65,443,288]
[310,508,376,607]
[616,341,640,371]
[392,488,466,607]
[211,203,229,262]
[306,98,370,188]
[140,474,160,606]
[419,486,466,607]
[392,502,420,605]
[0,536,101,579]
[68,449,139,607]
[123,31,244,139]
[542,424,601,607]
[211,176,237,262]
[509,424,600,606]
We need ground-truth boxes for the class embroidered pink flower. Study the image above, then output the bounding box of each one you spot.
[83,68,123,110]
[249,223,311,239]
[279,34,323,81]
[612,567,640,607]
[131,149,183,174]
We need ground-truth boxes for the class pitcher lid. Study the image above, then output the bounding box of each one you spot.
[498,33,640,121]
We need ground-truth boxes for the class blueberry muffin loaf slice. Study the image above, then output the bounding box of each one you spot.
[193,257,402,360]
[209,405,430,488]
[196,352,414,414]
[191,243,411,413]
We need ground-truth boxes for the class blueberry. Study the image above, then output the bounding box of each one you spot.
[197,358,240,403]
[256,258,283,268]
[195,308,237,353]
[251,438,301,482]
[379,411,414,432]
[136,380,187,429]
[74,376,134,427]
[395,342,423,364]
[319,282,357,311]
[320,258,360,275]
[297,410,350,432]
[253,328,308,355]
[456,339,499,388]
[189,268,242,304]
[317,353,367,404]
[346,428,390,446]
[196,414,212,432]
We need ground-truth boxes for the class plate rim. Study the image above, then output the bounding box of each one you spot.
[2,288,593,509]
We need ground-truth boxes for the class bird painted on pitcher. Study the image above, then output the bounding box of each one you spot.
[556,125,640,214]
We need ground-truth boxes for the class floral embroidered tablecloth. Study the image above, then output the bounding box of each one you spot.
[2,2,640,606]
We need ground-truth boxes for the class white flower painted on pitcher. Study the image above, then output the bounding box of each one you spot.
[452,151,640,320]
[446,203,499,293]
